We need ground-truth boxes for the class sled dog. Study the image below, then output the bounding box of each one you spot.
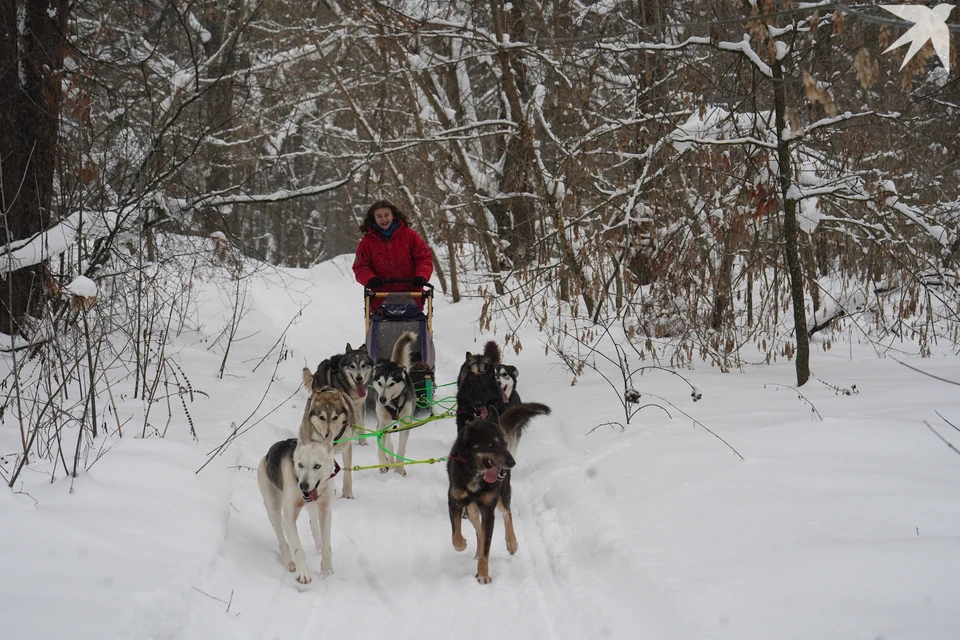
[300,378,357,498]
[370,331,417,475]
[446,403,551,584]
[456,341,511,433]
[257,437,339,583]
[310,343,374,445]
[495,364,521,406]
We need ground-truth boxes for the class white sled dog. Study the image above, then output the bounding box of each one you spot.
[257,438,339,583]
[370,331,417,476]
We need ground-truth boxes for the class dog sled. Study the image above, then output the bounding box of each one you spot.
[364,279,436,415]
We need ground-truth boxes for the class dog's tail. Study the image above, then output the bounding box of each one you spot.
[302,367,318,392]
[391,331,417,368]
[499,402,551,435]
[483,340,501,364]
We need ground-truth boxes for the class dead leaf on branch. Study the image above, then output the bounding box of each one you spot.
[832,9,845,36]
[802,71,839,117]
[853,48,878,89]
[786,108,803,135]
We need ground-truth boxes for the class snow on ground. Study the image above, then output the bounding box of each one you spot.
[2,254,960,640]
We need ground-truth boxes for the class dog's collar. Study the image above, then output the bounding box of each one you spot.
[448,451,467,463]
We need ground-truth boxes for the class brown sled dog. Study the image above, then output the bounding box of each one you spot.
[446,402,551,584]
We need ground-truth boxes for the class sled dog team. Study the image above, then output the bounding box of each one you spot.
[257,335,550,585]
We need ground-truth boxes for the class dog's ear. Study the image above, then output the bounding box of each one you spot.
[345,343,353,352]
[506,365,518,378]
[488,405,501,423]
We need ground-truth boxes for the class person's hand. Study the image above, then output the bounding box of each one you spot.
[411,276,427,288]
[367,277,384,288]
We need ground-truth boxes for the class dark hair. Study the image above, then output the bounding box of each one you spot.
[360,200,409,233]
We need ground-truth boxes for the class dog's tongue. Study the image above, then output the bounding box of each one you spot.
[479,406,488,419]
[482,465,500,483]
[307,488,320,502]
[356,383,367,398]
[502,391,509,403]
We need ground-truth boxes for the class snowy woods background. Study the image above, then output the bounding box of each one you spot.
[1,1,960,484]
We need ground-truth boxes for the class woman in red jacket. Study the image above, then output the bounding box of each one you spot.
[353,200,434,311]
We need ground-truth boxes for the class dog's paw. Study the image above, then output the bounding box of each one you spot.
[357,438,368,446]
[393,465,407,477]
[379,466,390,474]
[452,534,467,552]
[340,491,354,499]
[320,565,334,578]
[295,571,312,585]
[506,539,518,555]
[476,573,493,585]
[286,560,297,572]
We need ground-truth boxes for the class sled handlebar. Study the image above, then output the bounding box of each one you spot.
[364,279,434,298]
[363,279,434,335]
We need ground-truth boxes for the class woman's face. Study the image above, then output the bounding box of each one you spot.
[373,207,394,230]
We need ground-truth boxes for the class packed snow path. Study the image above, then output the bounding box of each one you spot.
[181,259,689,639]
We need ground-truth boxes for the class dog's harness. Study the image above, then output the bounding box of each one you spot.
[448,451,467,464]
[334,420,348,443]
[382,397,404,421]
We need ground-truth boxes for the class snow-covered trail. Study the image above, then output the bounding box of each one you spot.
[180,257,687,640]
[8,255,959,640]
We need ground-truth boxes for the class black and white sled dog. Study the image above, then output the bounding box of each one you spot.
[370,331,417,476]
[299,377,357,499]
[495,364,521,407]
[257,437,339,584]
[310,343,374,445]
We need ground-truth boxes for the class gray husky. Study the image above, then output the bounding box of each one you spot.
[257,438,338,583]
[299,379,357,499]
[370,331,417,476]
[311,343,374,445]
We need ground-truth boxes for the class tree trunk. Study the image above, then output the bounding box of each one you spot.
[197,0,245,238]
[0,0,70,336]
[486,0,536,267]
[772,58,810,386]
[710,244,734,331]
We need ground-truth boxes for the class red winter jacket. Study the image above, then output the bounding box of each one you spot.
[353,221,434,311]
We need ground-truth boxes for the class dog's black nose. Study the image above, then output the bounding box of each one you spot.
[299,481,310,492]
